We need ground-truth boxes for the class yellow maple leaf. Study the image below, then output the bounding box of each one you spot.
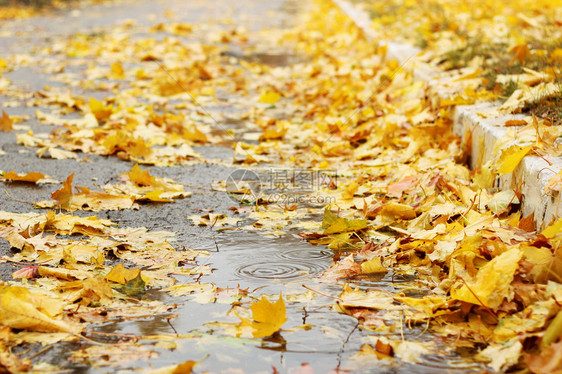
[380,202,417,220]
[322,208,367,234]
[244,294,287,338]
[497,145,532,174]
[0,286,78,333]
[144,190,175,202]
[509,43,530,65]
[126,164,156,187]
[50,173,136,211]
[110,61,126,79]
[342,180,360,200]
[80,277,114,306]
[89,97,112,122]
[394,296,447,316]
[258,90,280,105]
[183,123,208,143]
[62,244,104,265]
[451,247,522,309]
[105,263,142,284]
[150,358,202,374]
[361,257,387,274]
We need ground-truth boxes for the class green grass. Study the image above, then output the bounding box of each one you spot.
[526,82,562,125]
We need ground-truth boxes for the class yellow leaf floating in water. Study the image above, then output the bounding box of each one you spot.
[243,294,287,338]
[147,357,207,374]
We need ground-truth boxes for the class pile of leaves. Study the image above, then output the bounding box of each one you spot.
[353,0,562,124]
[286,1,562,371]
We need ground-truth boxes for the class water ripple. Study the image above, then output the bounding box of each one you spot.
[236,261,327,280]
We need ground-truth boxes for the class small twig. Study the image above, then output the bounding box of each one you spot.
[15,347,31,357]
[302,306,309,325]
[81,330,139,342]
[167,317,179,336]
[210,216,220,252]
[399,310,405,342]
[537,166,556,179]
[461,197,476,219]
[25,345,53,361]
[3,189,34,204]
[537,154,553,166]
[417,318,431,337]
[336,321,359,372]
[459,277,499,322]
[302,284,342,301]
[9,260,50,266]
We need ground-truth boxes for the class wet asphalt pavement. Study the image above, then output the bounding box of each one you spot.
[0,0,295,278]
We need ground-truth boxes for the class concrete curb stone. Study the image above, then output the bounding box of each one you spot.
[333,0,562,230]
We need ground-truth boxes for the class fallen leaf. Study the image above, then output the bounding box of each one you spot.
[361,257,387,274]
[0,110,13,131]
[105,263,142,284]
[0,286,78,333]
[487,189,519,215]
[497,145,532,174]
[451,247,522,309]
[476,341,522,372]
[240,294,287,338]
[2,170,46,183]
[259,90,281,104]
[525,340,562,374]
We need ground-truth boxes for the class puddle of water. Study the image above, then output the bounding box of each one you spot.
[71,231,487,373]
[206,233,332,290]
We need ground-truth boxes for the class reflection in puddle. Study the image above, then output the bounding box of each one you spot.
[350,271,430,295]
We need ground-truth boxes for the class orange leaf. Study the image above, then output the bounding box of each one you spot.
[0,110,13,131]
[3,170,45,183]
[509,44,530,64]
[504,119,527,127]
[51,173,75,210]
[126,164,156,187]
